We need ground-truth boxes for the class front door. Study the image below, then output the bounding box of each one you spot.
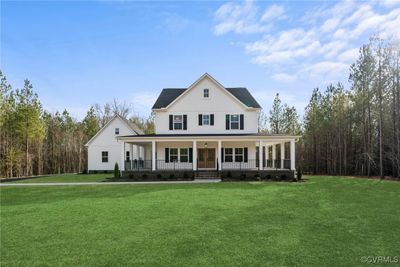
[198,148,215,169]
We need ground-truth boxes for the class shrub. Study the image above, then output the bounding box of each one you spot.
[227,171,232,178]
[183,172,188,179]
[129,174,134,179]
[240,173,246,180]
[297,168,302,181]
[93,170,98,174]
[81,169,87,175]
[265,174,272,180]
[169,174,175,180]
[142,174,148,179]
[280,174,287,180]
[114,163,120,178]
[157,174,162,180]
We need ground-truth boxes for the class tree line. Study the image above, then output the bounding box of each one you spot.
[0,77,154,178]
[1,35,399,178]
[266,36,400,178]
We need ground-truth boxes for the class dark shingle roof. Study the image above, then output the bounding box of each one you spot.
[152,87,261,109]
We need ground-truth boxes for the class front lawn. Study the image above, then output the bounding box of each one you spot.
[1,176,399,266]
[12,173,111,183]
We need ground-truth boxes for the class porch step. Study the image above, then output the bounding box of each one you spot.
[195,171,220,179]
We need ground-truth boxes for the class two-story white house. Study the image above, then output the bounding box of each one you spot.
[113,73,300,178]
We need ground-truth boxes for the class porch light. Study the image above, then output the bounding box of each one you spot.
[204,142,208,148]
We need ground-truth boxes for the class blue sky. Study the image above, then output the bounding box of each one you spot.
[1,0,399,120]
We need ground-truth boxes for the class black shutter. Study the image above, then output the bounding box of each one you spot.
[189,148,193,163]
[169,115,173,130]
[183,115,187,130]
[263,146,266,167]
[210,114,214,125]
[240,114,244,130]
[198,114,202,126]
[244,147,248,162]
[256,146,259,167]
[221,148,224,162]
[165,148,169,163]
[226,114,230,130]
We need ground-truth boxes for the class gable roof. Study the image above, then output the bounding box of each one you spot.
[84,114,144,147]
[151,73,261,109]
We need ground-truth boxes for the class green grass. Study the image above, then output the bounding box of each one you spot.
[13,173,111,183]
[1,176,399,266]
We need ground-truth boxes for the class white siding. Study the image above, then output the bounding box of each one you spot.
[87,117,140,171]
[154,76,259,134]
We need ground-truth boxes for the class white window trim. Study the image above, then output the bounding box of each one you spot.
[102,151,108,163]
[173,115,183,130]
[169,148,179,162]
[180,148,189,163]
[224,148,233,162]
[203,88,209,98]
[203,114,210,125]
[235,148,244,162]
[230,114,240,130]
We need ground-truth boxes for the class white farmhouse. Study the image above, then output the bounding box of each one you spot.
[109,73,300,179]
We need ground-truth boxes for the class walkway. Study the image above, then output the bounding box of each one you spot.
[0,179,221,187]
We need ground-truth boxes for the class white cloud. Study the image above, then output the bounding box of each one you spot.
[213,0,285,35]
[382,0,400,7]
[272,73,297,82]
[261,4,285,22]
[215,0,400,83]
[338,48,360,62]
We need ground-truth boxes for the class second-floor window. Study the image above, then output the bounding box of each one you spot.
[198,114,214,126]
[204,88,209,98]
[169,114,187,130]
[230,115,239,129]
[115,128,120,135]
[226,114,244,130]
[174,115,183,130]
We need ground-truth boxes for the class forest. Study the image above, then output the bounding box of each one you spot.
[1,36,399,178]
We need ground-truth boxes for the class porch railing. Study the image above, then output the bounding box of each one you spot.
[221,159,257,170]
[125,160,152,171]
[157,160,193,170]
[125,159,291,171]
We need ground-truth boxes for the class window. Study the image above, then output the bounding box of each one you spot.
[235,148,243,162]
[169,148,178,162]
[224,148,233,162]
[203,114,210,125]
[173,115,183,130]
[230,115,239,129]
[102,151,108,163]
[204,88,209,98]
[126,151,130,161]
[180,148,188,162]
[115,128,120,135]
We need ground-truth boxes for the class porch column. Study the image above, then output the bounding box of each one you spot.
[151,141,156,171]
[290,139,296,170]
[272,144,276,168]
[281,142,285,169]
[193,140,197,171]
[259,140,263,170]
[217,140,222,171]
[120,141,125,171]
[136,145,140,160]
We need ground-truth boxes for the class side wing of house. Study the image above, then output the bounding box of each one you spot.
[153,74,260,134]
[86,115,143,172]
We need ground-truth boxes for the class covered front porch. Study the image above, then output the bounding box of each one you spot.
[117,135,299,172]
